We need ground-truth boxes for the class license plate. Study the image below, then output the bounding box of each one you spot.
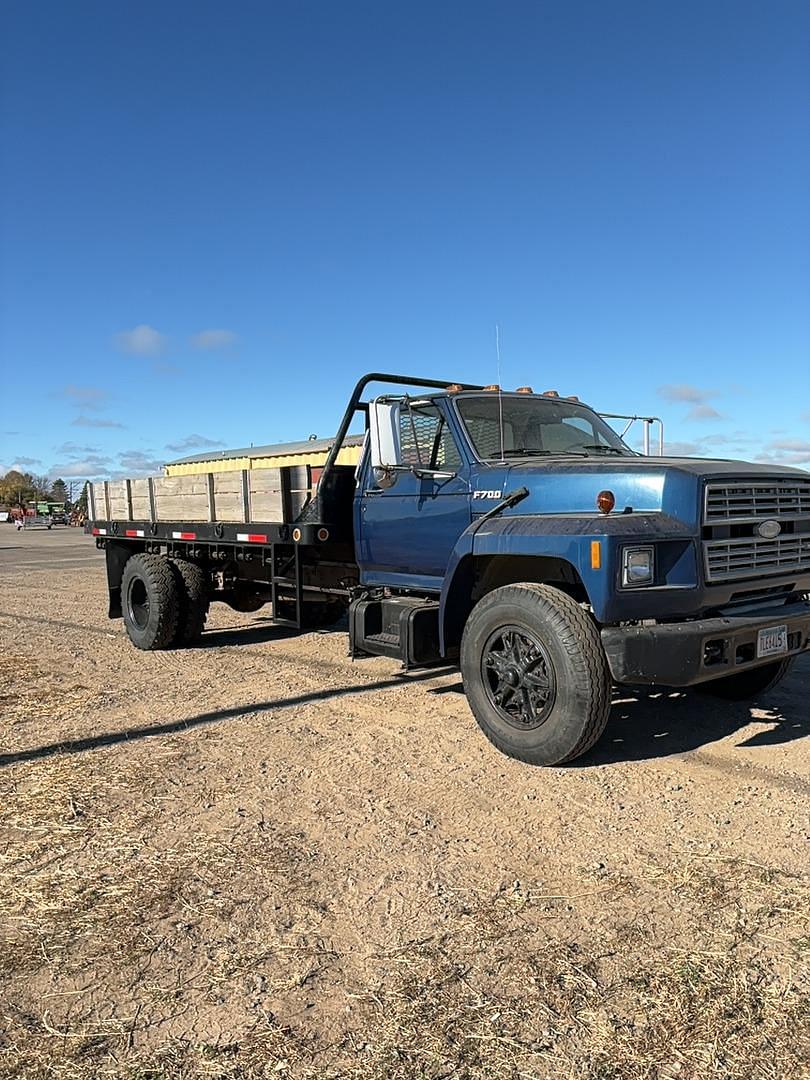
[757,624,788,658]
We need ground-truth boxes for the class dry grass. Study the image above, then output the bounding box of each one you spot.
[1,653,808,1080]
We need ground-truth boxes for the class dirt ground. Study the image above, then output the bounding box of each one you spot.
[0,528,808,1079]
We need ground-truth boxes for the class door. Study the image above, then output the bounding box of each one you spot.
[358,400,471,590]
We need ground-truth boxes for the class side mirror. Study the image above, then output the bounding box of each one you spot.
[369,399,402,475]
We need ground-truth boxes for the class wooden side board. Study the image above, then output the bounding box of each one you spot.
[92,464,315,524]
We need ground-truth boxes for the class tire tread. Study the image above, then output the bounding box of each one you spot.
[462,583,611,765]
[122,554,180,651]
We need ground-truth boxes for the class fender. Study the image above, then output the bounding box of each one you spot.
[439,512,697,652]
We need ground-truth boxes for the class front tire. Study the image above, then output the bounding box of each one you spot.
[461,583,611,766]
[122,554,180,651]
[696,658,794,701]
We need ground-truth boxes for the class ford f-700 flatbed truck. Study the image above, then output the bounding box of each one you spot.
[90,373,810,766]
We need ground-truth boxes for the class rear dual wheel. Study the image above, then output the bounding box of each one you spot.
[122,554,209,650]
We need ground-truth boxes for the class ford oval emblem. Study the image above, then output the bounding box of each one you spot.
[756,519,782,539]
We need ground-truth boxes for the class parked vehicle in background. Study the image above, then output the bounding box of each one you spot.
[89,372,810,766]
[16,504,53,530]
[46,502,69,525]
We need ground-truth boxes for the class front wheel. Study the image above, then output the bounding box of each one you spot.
[461,583,611,766]
[696,658,794,701]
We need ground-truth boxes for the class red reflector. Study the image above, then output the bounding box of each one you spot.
[247,533,267,543]
[125,530,138,537]
[92,527,100,536]
[179,532,196,540]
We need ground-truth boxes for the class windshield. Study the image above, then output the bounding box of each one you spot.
[455,395,634,459]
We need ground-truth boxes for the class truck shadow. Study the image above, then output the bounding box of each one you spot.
[195,616,349,649]
[0,667,458,769]
[430,677,808,765]
[579,685,809,766]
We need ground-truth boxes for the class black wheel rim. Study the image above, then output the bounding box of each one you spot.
[127,577,150,630]
[481,624,557,729]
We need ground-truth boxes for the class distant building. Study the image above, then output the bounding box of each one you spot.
[163,434,365,476]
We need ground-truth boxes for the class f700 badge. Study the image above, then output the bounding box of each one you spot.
[473,490,503,500]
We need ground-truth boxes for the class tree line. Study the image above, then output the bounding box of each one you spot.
[0,470,88,512]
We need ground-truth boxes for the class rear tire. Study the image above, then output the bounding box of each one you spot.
[460,583,611,766]
[170,558,209,646]
[696,658,794,701]
[122,554,180,651]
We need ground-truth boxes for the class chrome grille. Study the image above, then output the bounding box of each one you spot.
[705,478,810,523]
[705,535,810,581]
[703,476,810,583]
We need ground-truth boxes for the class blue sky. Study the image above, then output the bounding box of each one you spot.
[1,0,808,482]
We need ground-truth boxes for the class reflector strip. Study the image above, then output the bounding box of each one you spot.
[92,527,106,536]
[125,529,145,538]
[236,533,268,543]
[172,531,197,540]
[590,540,602,570]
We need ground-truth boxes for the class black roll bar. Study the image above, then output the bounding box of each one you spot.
[319,372,483,489]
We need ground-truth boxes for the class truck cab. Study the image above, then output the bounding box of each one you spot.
[345,381,810,763]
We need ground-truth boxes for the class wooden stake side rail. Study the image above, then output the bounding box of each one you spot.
[89,464,313,526]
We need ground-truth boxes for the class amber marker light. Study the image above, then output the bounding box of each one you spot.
[542,389,560,397]
[516,385,534,393]
[483,383,501,391]
[590,541,602,569]
[597,490,616,514]
[446,383,463,393]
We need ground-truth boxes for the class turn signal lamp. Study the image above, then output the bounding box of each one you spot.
[597,490,615,514]
[516,385,534,393]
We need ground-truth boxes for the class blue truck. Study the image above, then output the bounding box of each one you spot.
[90,373,810,765]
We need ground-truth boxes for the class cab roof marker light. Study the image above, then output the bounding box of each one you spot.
[542,390,560,397]
[516,386,533,394]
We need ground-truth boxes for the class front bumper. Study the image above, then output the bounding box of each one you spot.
[601,600,810,686]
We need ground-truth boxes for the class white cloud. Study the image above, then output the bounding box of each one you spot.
[72,415,126,429]
[55,442,101,456]
[767,437,810,453]
[658,384,718,405]
[165,433,226,452]
[114,324,168,356]
[48,456,112,479]
[686,404,723,421]
[189,328,239,351]
[60,384,109,411]
[663,441,702,456]
[117,450,164,474]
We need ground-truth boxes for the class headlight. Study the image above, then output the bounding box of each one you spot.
[622,546,655,587]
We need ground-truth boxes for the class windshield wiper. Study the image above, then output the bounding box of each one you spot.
[501,448,553,456]
[500,448,590,458]
[580,445,628,456]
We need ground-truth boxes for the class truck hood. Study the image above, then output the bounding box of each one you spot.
[474,456,809,526]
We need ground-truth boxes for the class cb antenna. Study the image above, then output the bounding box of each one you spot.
[495,322,505,462]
